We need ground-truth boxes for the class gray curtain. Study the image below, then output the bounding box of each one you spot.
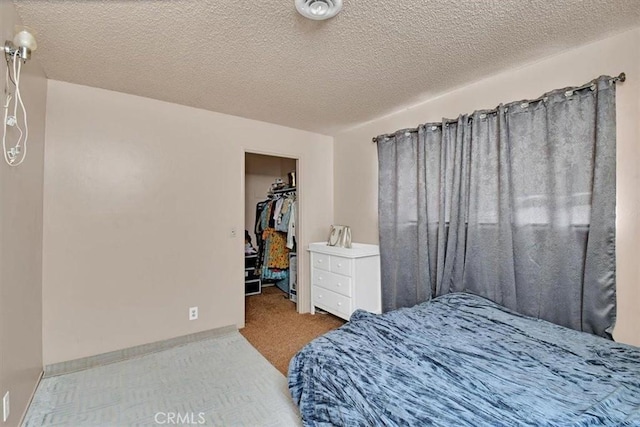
[377,76,616,338]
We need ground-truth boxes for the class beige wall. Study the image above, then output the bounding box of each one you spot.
[334,28,640,346]
[244,153,296,237]
[0,1,47,425]
[43,81,333,365]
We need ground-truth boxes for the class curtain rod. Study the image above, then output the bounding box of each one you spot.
[372,72,626,143]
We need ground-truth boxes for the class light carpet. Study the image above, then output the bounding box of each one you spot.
[23,332,301,427]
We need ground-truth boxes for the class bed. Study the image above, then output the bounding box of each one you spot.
[288,293,640,426]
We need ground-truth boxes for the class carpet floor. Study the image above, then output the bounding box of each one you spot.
[23,332,301,427]
[240,286,345,375]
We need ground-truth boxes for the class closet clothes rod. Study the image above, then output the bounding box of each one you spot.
[371,72,626,143]
[270,187,296,194]
[268,187,297,198]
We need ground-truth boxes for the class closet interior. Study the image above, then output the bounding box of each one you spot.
[244,153,298,308]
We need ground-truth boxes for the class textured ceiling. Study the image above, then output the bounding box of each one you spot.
[12,0,640,135]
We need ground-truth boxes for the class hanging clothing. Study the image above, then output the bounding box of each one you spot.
[276,199,292,233]
[263,229,290,269]
[253,190,297,283]
[273,198,285,224]
[254,200,269,235]
[287,201,296,250]
[254,200,269,262]
[261,267,288,281]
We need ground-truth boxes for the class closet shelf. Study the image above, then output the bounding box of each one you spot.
[269,187,297,195]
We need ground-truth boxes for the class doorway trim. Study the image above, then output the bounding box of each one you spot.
[240,148,308,324]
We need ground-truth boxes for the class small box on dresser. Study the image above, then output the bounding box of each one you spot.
[308,242,381,321]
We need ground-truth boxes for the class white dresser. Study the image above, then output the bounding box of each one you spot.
[309,242,381,320]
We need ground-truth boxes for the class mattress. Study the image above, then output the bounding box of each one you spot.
[289,293,640,426]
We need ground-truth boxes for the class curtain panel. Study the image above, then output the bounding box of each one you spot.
[377,76,616,338]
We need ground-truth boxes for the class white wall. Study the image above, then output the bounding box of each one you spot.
[333,28,640,346]
[244,153,296,238]
[43,81,333,365]
[0,1,47,425]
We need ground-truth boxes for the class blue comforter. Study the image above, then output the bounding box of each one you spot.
[289,293,640,426]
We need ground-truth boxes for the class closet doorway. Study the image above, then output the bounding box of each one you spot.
[243,153,299,312]
[241,152,345,375]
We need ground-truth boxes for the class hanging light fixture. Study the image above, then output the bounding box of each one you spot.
[4,26,37,62]
[295,0,343,20]
[2,26,38,166]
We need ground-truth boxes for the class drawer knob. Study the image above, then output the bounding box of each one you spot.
[318,294,323,299]
[337,263,342,267]
[318,276,323,281]
[337,282,342,287]
[318,259,323,263]
[337,302,342,306]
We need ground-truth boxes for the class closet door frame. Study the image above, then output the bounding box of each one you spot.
[241,148,307,317]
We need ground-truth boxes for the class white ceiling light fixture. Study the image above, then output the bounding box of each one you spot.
[295,0,343,20]
[4,26,37,62]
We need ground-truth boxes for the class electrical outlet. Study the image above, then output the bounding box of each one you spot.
[230,227,237,238]
[189,306,198,320]
[3,391,9,423]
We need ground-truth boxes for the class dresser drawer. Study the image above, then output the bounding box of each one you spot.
[313,268,352,297]
[313,252,331,271]
[313,286,352,318]
[330,255,352,276]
